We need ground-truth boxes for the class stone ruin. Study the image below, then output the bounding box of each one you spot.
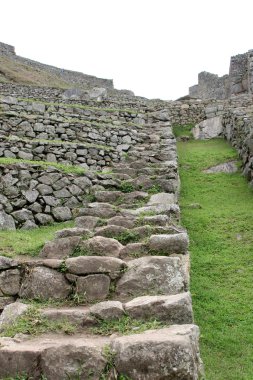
[0,43,253,379]
[189,49,253,99]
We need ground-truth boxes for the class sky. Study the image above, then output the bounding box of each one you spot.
[1,0,253,100]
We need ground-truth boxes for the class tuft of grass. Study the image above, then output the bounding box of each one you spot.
[92,316,165,336]
[116,230,140,244]
[177,138,253,380]
[0,157,85,175]
[119,181,134,193]
[1,306,76,337]
[147,184,162,194]
[0,221,74,258]
[173,124,194,138]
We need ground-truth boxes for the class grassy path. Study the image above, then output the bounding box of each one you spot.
[177,139,253,380]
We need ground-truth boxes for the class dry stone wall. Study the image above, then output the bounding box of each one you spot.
[189,49,253,99]
[222,106,253,185]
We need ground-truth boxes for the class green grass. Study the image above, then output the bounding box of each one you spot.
[177,138,253,380]
[173,124,194,138]
[0,157,85,175]
[1,306,76,337]
[0,221,74,258]
[92,316,165,336]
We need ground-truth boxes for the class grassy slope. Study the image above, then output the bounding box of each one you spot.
[0,56,70,88]
[177,138,253,380]
[0,221,74,258]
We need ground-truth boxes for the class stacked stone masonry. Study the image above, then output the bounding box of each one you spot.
[189,49,253,99]
[0,82,204,378]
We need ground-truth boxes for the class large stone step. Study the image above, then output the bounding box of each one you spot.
[0,324,203,380]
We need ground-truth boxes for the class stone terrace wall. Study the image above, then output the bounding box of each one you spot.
[0,163,93,229]
[222,106,253,185]
[0,96,151,169]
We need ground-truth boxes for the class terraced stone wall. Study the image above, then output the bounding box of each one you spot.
[0,163,93,229]
[0,96,149,169]
[222,106,253,185]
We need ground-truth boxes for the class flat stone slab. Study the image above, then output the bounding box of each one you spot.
[111,324,203,380]
[89,300,125,320]
[0,334,109,380]
[41,306,95,326]
[125,292,193,324]
[66,256,126,279]
[147,192,176,205]
[203,161,238,174]
[148,233,189,254]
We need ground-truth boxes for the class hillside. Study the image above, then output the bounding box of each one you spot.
[0,42,113,90]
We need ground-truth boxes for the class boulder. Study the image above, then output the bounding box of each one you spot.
[90,301,125,320]
[125,292,193,323]
[0,302,28,330]
[147,192,176,205]
[0,210,16,230]
[111,325,203,380]
[0,297,15,310]
[66,256,126,279]
[192,116,223,140]
[19,267,71,300]
[35,213,54,225]
[23,189,39,203]
[76,274,110,301]
[21,220,38,230]
[55,227,90,239]
[11,209,34,223]
[116,256,186,296]
[0,269,21,296]
[40,340,107,380]
[52,206,72,222]
[78,236,123,257]
[39,236,81,259]
[75,216,99,229]
[0,256,17,270]
[148,233,189,254]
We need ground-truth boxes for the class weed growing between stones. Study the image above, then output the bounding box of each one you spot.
[147,184,162,194]
[112,230,140,245]
[91,316,165,336]
[1,307,76,337]
[119,182,134,193]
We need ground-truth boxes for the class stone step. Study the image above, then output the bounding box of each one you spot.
[1,292,193,333]
[0,324,203,379]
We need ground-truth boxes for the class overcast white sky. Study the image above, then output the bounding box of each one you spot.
[1,0,253,100]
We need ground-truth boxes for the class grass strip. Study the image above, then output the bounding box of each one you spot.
[177,138,253,380]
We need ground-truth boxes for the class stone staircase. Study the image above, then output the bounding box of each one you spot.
[0,91,204,379]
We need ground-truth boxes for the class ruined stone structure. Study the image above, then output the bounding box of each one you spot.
[189,49,253,99]
[1,42,253,379]
[0,42,206,378]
